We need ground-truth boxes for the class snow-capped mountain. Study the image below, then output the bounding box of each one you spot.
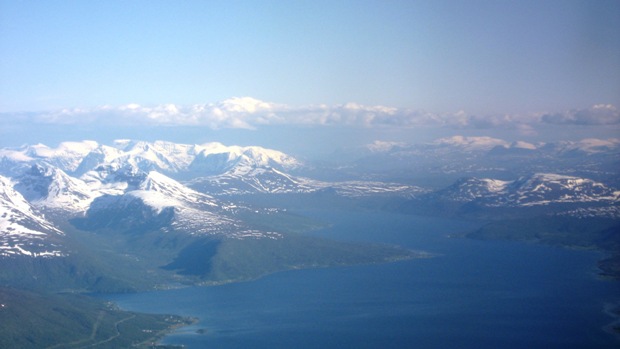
[505,173,619,206]
[0,141,99,175]
[85,140,303,177]
[432,177,511,203]
[0,175,65,258]
[435,173,619,208]
[96,140,201,175]
[188,166,425,197]
[375,136,619,155]
[14,163,97,213]
[139,171,217,207]
[0,140,310,241]
[345,136,620,188]
[189,167,315,195]
[432,136,511,151]
[1,140,304,180]
[542,138,620,155]
[77,170,279,239]
[188,143,301,176]
[1,139,617,245]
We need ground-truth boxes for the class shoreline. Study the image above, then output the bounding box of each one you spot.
[135,316,199,349]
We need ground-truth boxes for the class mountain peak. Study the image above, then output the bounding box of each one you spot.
[0,175,66,258]
[432,136,511,151]
[436,173,618,208]
[14,163,96,212]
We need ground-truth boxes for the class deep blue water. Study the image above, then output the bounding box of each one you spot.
[106,210,620,348]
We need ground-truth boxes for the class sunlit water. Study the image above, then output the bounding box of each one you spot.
[106,210,620,348]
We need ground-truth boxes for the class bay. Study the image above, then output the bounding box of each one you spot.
[106,210,620,348]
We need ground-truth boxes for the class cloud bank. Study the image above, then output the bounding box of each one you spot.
[2,97,618,131]
[541,104,620,125]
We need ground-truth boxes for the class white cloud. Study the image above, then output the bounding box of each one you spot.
[1,98,617,131]
[541,104,620,125]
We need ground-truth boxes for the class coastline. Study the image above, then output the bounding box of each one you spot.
[134,316,199,349]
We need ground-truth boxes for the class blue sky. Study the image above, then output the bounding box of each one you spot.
[0,0,619,153]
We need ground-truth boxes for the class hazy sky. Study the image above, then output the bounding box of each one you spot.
[0,0,619,154]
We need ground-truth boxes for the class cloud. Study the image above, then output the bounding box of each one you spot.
[1,98,617,131]
[541,104,620,125]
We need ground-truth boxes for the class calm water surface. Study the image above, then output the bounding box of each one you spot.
[106,210,620,348]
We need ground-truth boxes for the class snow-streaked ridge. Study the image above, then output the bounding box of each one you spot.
[138,171,217,208]
[189,166,426,197]
[15,164,98,212]
[2,140,304,180]
[0,175,65,258]
[437,173,618,208]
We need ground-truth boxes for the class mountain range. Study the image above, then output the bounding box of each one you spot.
[343,136,620,188]
[0,139,433,295]
[431,173,619,208]
[1,137,618,347]
[1,138,618,261]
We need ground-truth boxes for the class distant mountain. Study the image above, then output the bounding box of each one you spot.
[1,138,617,286]
[344,136,620,188]
[433,173,619,208]
[401,173,620,223]
[431,135,512,151]
[0,141,99,175]
[188,143,301,176]
[366,136,619,156]
[504,173,618,206]
[188,166,425,197]
[431,177,511,203]
[82,140,200,176]
[1,139,305,180]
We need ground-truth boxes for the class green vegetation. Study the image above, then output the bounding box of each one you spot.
[0,198,425,348]
[164,234,419,284]
[0,287,193,349]
[61,199,421,288]
[467,216,620,279]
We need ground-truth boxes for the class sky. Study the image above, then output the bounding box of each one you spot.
[0,0,619,156]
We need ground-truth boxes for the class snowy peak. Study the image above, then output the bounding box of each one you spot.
[436,173,618,207]
[365,141,407,153]
[80,171,238,238]
[0,175,65,258]
[432,136,510,151]
[108,140,200,173]
[190,144,301,176]
[188,166,425,197]
[1,140,303,180]
[0,141,99,176]
[428,136,620,154]
[22,141,99,173]
[90,142,179,175]
[554,138,620,155]
[436,178,510,202]
[73,145,125,176]
[359,136,619,159]
[507,173,618,206]
[14,163,96,212]
[138,171,217,208]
